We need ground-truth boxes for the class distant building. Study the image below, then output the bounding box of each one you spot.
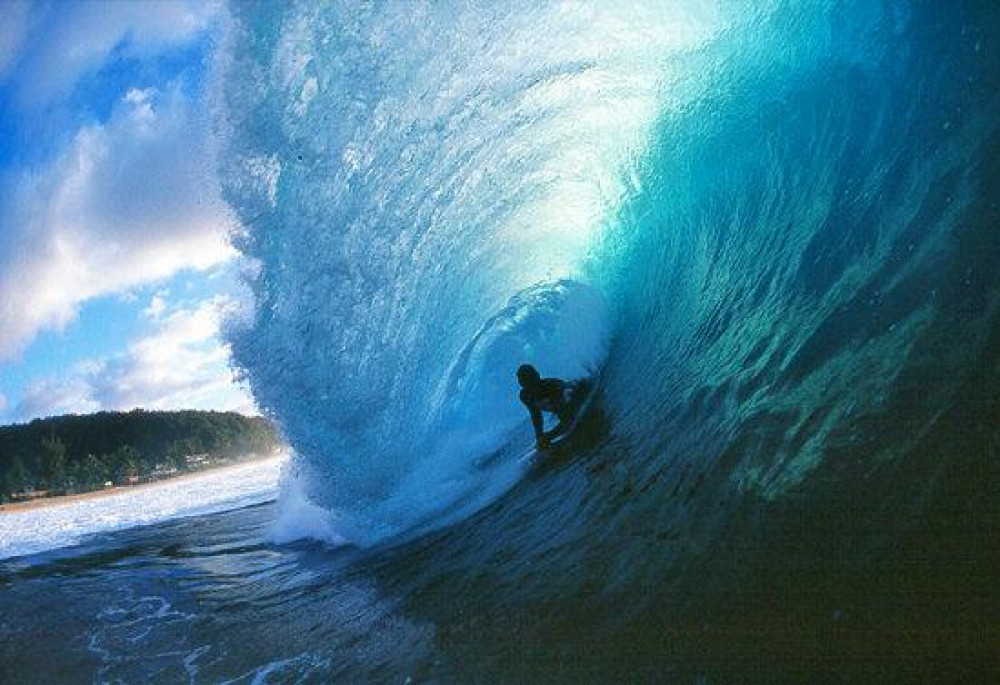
[151,464,178,479]
[185,453,210,468]
[11,489,50,502]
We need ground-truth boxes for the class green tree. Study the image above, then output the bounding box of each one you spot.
[39,435,67,489]
[0,409,282,495]
[109,445,141,481]
[3,455,31,496]
[83,454,108,488]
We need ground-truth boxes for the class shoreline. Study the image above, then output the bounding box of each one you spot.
[0,454,286,514]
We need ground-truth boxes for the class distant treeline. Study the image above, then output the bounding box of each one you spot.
[0,409,283,502]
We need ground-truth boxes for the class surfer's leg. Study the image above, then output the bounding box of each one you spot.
[546,409,573,442]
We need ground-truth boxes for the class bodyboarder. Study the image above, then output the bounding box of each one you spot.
[516,363,579,450]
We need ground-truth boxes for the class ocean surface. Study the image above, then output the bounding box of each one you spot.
[3,1,998,682]
[0,458,285,561]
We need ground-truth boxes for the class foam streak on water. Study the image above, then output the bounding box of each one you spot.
[1,1,997,677]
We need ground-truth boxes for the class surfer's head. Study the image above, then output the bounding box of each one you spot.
[516,363,541,388]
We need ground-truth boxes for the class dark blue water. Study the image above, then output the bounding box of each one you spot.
[2,1,998,682]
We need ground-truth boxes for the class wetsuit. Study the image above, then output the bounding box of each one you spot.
[519,378,574,447]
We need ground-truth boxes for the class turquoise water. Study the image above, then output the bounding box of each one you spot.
[1,1,997,681]
[222,0,998,547]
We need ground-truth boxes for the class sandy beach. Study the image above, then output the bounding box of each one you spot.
[0,457,282,514]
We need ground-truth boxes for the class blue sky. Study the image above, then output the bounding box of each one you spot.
[0,1,256,423]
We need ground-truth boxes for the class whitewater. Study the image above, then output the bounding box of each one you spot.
[2,1,997,682]
[0,457,285,561]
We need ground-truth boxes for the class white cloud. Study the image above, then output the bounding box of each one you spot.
[0,391,8,415]
[91,298,228,408]
[9,297,257,422]
[5,0,220,107]
[12,376,101,422]
[0,84,235,360]
[143,290,170,321]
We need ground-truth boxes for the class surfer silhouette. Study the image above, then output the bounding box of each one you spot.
[517,364,576,450]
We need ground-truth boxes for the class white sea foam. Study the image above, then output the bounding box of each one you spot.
[0,455,287,560]
[267,470,347,547]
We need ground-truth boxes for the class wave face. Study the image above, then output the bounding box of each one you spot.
[219,0,719,540]
[220,0,997,626]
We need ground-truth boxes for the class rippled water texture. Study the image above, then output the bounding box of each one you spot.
[2,0,997,682]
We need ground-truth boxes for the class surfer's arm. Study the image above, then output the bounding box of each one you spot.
[530,407,545,444]
[521,390,549,448]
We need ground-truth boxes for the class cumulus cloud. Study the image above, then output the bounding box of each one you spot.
[3,0,220,108]
[143,289,171,320]
[9,297,256,422]
[0,84,236,360]
[90,297,230,409]
[11,375,100,422]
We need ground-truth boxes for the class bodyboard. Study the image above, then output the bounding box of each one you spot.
[529,378,598,463]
